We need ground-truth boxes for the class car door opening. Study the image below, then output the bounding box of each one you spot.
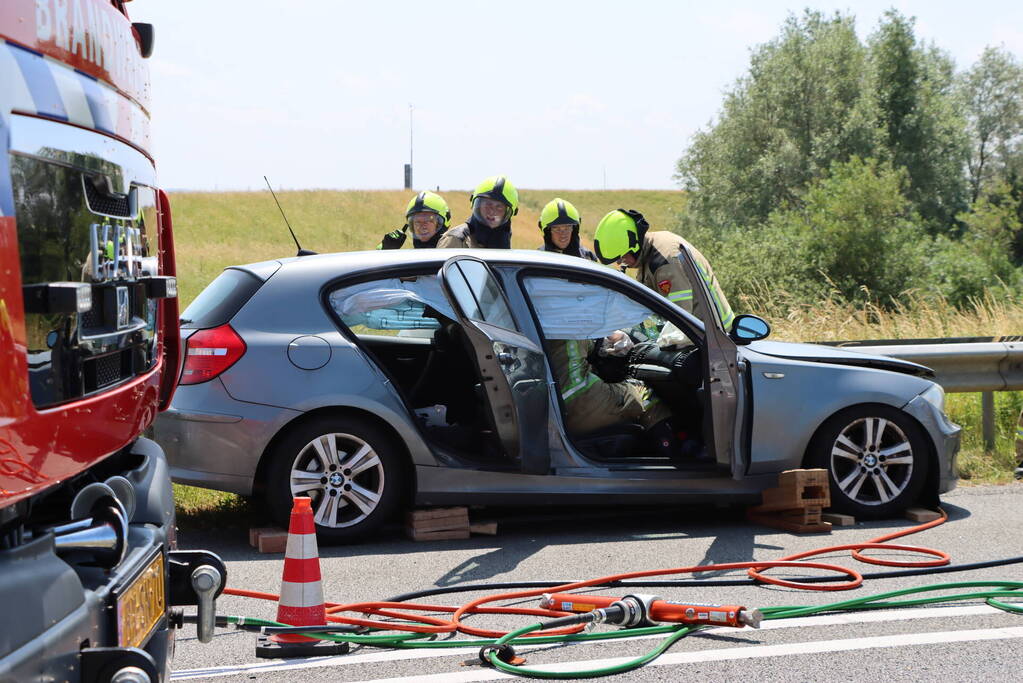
[332,274,526,469]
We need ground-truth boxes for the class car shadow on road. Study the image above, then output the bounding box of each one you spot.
[424,499,975,586]
[429,504,779,586]
[177,499,973,587]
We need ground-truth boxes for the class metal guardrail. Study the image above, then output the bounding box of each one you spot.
[845,340,1023,393]
[819,338,1023,448]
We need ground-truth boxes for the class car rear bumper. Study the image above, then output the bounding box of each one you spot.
[154,379,300,495]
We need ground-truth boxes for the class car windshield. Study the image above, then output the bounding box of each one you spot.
[330,275,455,331]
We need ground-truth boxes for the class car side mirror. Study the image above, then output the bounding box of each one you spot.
[729,314,770,344]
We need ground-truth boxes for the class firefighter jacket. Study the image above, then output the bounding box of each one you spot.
[437,217,511,249]
[637,231,734,330]
[549,338,668,435]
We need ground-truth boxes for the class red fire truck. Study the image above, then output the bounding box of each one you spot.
[1,2,223,681]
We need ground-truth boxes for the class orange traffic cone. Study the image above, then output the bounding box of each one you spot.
[255,497,349,658]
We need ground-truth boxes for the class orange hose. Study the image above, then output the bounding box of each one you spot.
[222,507,951,638]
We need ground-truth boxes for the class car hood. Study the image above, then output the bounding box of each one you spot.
[746,340,935,378]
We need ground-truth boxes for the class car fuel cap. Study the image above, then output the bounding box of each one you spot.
[287,335,331,370]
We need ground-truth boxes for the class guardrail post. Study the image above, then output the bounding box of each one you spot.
[982,391,996,451]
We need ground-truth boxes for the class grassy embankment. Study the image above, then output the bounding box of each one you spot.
[168,189,1022,521]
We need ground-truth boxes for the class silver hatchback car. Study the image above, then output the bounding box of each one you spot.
[157,246,960,542]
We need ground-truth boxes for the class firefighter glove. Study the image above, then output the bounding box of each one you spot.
[379,226,408,250]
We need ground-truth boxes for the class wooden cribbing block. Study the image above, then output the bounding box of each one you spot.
[408,507,468,521]
[747,469,833,534]
[469,521,498,536]
[249,526,279,547]
[406,507,468,531]
[905,507,941,523]
[252,528,288,553]
[822,512,856,526]
[406,507,470,541]
[747,506,832,533]
[408,527,471,541]
[755,469,830,512]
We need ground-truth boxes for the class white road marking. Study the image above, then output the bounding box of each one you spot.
[355,626,1023,683]
[170,603,1023,680]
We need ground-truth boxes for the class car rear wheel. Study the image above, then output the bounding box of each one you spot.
[267,416,404,543]
[808,404,929,519]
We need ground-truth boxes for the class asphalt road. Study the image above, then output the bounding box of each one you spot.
[170,484,1023,681]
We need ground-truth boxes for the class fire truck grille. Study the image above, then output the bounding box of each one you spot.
[95,353,122,388]
[87,351,128,391]
[80,307,100,329]
[83,177,131,217]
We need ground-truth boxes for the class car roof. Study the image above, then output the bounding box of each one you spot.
[239,248,629,284]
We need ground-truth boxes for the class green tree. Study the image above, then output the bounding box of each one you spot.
[868,10,969,233]
[685,158,934,309]
[675,10,878,231]
[778,157,931,304]
[959,46,1023,203]
[945,183,1023,299]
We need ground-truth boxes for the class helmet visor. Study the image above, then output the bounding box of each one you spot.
[593,233,631,264]
[547,223,577,249]
[409,212,442,241]
[472,196,512,228]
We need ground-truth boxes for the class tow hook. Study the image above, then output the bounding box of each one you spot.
[191,565,222,643]
[168,550,226,643]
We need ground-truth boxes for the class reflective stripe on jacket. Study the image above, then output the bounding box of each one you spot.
[559,339,602,401]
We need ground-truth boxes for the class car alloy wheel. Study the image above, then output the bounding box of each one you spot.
[267,416,404,542]
[810,404,928,518]
[290,432,385,529]
[830,417,913,507]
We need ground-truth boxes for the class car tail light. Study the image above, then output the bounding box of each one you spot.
[180,324,246,385]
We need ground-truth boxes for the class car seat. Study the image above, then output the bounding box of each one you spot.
[572,422,644,460]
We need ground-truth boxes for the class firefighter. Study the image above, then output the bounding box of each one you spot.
[377,191,451,249]
[537,198,597,261]
[593,209,734,330]
[534,217,677,454]
[549,336,672,435]
[437,175,517,248]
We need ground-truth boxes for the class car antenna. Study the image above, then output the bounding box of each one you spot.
[264,175,317,256]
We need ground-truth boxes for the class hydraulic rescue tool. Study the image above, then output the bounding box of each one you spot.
[540,593,763,628]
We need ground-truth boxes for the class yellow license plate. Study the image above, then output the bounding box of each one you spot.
[117,552,166,648]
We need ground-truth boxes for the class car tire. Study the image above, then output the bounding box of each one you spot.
[266,415,404,543]
[808,404,929,519]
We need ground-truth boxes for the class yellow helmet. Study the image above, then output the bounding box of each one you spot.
[405,191,451,229]
[470,175,518,225]
[593,209,649,264]
[538,198,581,232]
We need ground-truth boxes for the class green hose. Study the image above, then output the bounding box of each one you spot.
[484,622,696,679]
[484,581,1023,679]
[761,581,1023,620]
[220,580,1023,678]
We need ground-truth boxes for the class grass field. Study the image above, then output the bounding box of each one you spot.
[168,188,1022,523]
[170,188,687,307]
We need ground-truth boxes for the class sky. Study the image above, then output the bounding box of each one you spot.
[126,0,1023,192]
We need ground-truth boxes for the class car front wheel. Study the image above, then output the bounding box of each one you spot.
[267,416,404,543]
[808,404,929,519]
